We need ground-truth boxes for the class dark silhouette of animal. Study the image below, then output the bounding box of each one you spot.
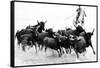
[15,20,46,51]
[43,37,62,57]
[57,25,85,38]
[54,33,71,54]
[73,36,87,58]
[80,29,95,54]
[36,28,55,50]
[21,34,33,51]
[71,29,95,58]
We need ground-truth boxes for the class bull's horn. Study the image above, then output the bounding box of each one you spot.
[92,28,95,33]
[37,20,39,24]
[44,20,47,23]
[91,28,95,35]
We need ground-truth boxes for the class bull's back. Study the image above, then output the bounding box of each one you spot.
[43,37,57,49]
[66,30,76,35]
[38,32,49,40]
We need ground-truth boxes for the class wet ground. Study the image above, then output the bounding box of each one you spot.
[15,39,96,66]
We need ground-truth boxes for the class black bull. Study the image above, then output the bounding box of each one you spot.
[15,21,46,51]
[72,29,95,58]
[43,37,62,57]
[40,29,95,58]
[57,25,85,36]
[37,32,73,56]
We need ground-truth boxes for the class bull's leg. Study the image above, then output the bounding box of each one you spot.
[38,45,41,50]
[40,45,44,51]
[32,39,35,45]
[22,45,26,52]
[44,47,47,52]
[38,42,41,50]
[35,45,38,53]
[67,49,70,54]
[65,49,68,54]
[34,42,38,53]
[69,46,72,54]
[59,47,62,55]
[68,48,71,54]
[40,43,44,51]
[57,50,60,57]
[76,51,79,58]
[18,41,20,46]
[27,41,33,50]
[57,49,61,57]
[18,42,20,48]
[90,42,95,55]
[74,49,79,58]
[59,48,62,56]
[61,47,64,54]
[30,41,33,47]
[27,41,30,50]
[83,52,85,56]
[17,40,21,48]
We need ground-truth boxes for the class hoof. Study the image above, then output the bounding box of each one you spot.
[59,54,62,57]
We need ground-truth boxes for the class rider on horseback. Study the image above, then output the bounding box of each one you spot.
[74,6,87,27]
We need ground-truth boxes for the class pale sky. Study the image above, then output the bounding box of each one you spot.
[15,2,96,32]
[15,2,97,47]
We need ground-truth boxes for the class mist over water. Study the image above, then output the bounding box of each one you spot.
[15,39,96,66]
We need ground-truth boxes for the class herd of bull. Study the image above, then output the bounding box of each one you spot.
[15,20,95,58]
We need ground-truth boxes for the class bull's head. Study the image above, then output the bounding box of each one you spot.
[37,20,47,24]
[86,29,95,40]
[44,20,47,24]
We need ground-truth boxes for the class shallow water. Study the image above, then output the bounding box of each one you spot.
[15,39,96,66]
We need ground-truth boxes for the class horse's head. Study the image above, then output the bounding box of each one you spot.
[76,25,84,32]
